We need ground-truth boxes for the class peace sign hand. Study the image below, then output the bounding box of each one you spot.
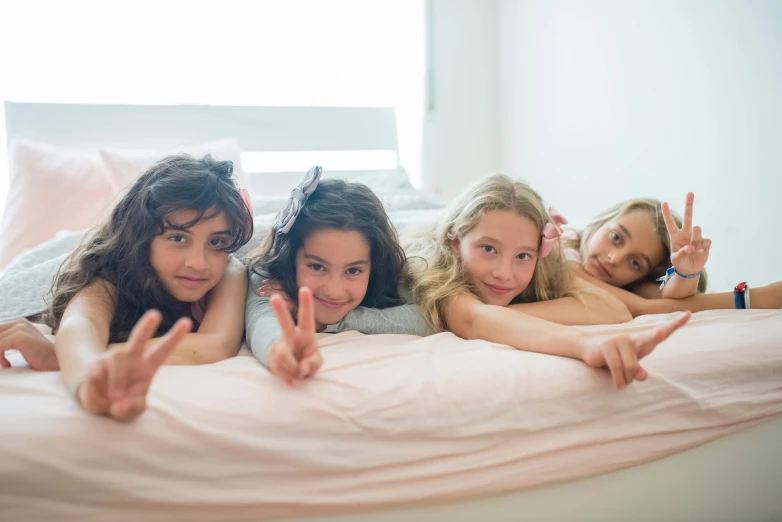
[267,287,323,386]
[662,192,712,275]
[77,310,192,421]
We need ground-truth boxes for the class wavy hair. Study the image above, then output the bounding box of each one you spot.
[405,175,573,331]
[45,154,253,342]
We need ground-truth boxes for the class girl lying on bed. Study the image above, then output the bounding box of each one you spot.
[563,194,782,316]
[245,166,408,383]
[0,154,253,421]
[247,171,691,391]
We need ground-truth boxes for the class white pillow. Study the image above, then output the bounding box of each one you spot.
[100,139,249,195]
[0,141,116,269]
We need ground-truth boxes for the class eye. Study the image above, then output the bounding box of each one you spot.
[209,237,228,248]
[517,253,532,260]
[168,234,186,243]
[481,245,496,254]
[346,267,363,276]
[609,231,621,243]
[308,263,325,272]
[631,258,643,271]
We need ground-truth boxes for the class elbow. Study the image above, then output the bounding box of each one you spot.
[613,305,633,324]
[447,309,480,341]
[604,299,632,324]
[207,338,241,364]
[191,337,240,365]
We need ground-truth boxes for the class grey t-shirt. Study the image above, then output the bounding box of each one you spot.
[245,273,435,367]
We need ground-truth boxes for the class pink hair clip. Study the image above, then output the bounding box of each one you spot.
[539,206,568,259]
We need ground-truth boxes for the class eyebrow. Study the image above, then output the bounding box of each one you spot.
[303,254,370,267]
[163,225,232,236]
[618,224,632,239]
[476,235,539,252]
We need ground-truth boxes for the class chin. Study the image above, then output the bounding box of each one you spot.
[167,287,209,303]
[314,309,348,326]
[480,293,513,307]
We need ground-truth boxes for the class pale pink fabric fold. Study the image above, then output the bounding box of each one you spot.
[1,310,780,522]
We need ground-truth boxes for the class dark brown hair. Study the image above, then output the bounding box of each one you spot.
[250,178,405,310]
[46,154,253,342]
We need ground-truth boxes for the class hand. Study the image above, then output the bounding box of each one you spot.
[257,279,296,313]
[662,193,712,276]
[267,287,323,386]
[0,319,59,370]
[77,310,192,421]
[579,311,691,389]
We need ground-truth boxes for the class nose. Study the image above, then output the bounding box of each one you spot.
[322,273,345,300]
[606,250,625,266]
[491,257,513,282]
[184,246,209,271]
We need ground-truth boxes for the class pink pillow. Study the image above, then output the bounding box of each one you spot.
[100,139,249,195]
[0,141,116,269]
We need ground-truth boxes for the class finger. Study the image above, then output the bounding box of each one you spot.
[634,367,649,381]
[0,319,29,336]
[299,359,310,378]
[299,351,323,378]
[0,332,20,363]
[618,342,641,385]
[127,310,163,358]
[107,350,127,401]
[110,395,147,422]
[691,225,703,248]
[635,311,691,358]
[602,344,626,390]
[660,201,679,236]
[274,346,299,380]
[682,192,694,231]
[670,248,690,265]
[270,295,297,339]
[701,238,712,255]
[81,361,111,414]
[297,287,316,336]
[145,317,193,368]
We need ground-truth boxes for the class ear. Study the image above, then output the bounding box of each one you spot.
[450,236,461,253]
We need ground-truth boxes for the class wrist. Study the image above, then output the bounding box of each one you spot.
[657,266,702,290]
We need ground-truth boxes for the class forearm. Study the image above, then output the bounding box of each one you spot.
[508,283,631,325]
[109,332,240,366]
[54,317,108,392]
[327,304,436,336]
[245,280,282,368]
[447,296,585,360]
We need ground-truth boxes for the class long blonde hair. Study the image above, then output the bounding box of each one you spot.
[567,198,708,292]
[404,175,572,331]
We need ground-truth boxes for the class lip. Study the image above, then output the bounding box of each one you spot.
[315,296,348,310]
[175,276,209,289]
[592,258,612,279]
[483,283,513,296]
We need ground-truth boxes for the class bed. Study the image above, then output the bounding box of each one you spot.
[1,102,781,522]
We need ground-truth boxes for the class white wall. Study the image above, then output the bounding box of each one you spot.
[493,0,781,292]
[420,0,499,195]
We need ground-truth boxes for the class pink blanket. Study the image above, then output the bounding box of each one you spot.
[1,310,781,521]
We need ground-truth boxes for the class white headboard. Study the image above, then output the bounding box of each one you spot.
[4,102,401,194]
